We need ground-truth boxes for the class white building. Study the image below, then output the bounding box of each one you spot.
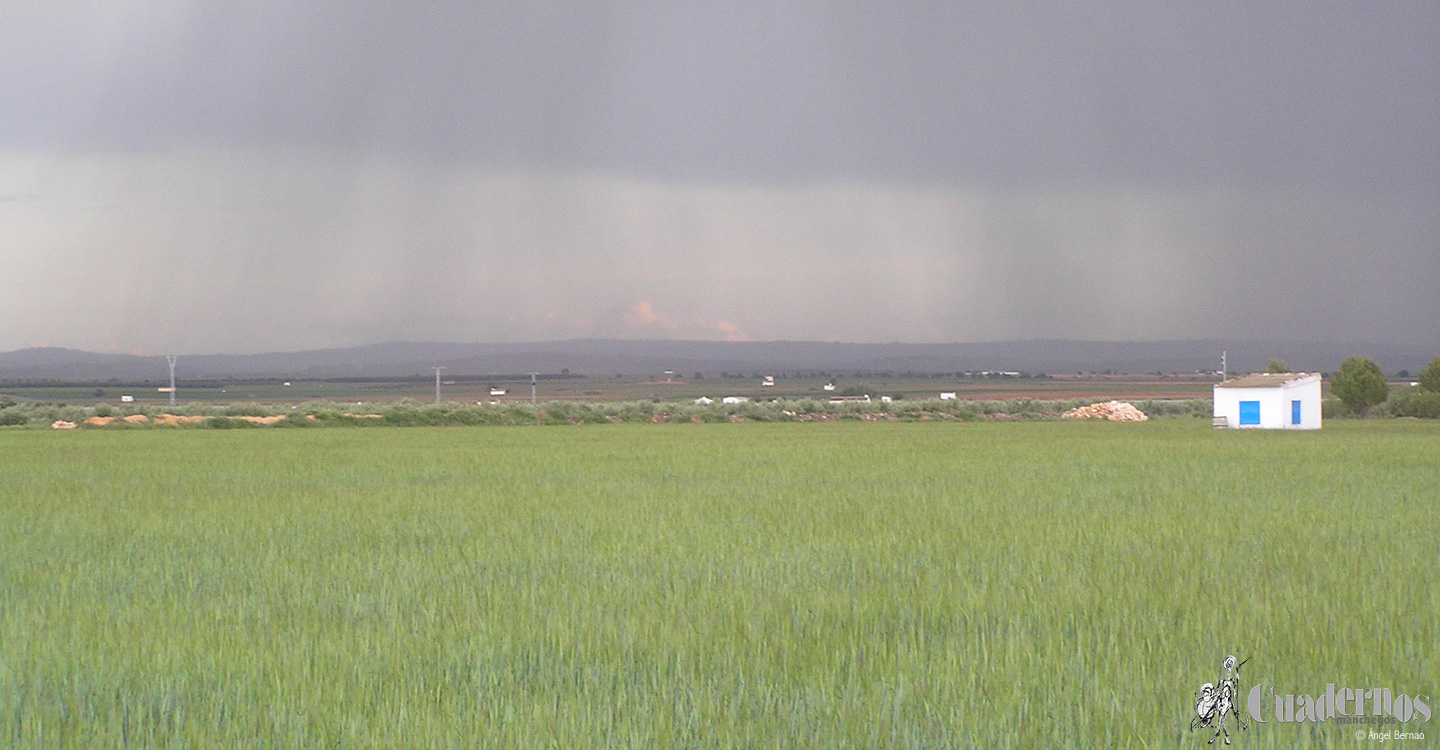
[1213,373,1322,430]
[940,392,957,400]
[721,396,749,404]
[694,396,714,405]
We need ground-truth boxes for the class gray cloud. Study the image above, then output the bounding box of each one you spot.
[4,2,1435,186]
[3,151,1434,353]
[1,2,1436,353]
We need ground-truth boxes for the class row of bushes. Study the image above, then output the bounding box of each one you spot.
[0,397,1216,428]
[1333,387,1440,420]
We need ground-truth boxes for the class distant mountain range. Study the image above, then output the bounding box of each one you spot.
[0,339,1433,383]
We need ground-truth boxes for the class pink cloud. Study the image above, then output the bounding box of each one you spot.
[709,318,750,342]
[623,301,679,331]
[620,301,749,341]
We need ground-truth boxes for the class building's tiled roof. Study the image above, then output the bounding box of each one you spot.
[1215,373,1321,388]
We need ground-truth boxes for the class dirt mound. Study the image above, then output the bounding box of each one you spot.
[84,416,115,427]
[122,414,149,424]
[1062,401,1148,422]
[153,414,206,426]
[230,415,286,425]
[51,420,78,430]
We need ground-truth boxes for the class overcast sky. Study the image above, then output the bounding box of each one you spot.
[2,1,1436,354]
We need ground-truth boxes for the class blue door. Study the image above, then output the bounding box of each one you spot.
[1239,401,1261,425]
[1292,400,1302,425]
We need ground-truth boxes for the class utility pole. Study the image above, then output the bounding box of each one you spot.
[432,366,446,404]
[166,355,177,407]
[1221,350,1227,380]
[528,372,539,406]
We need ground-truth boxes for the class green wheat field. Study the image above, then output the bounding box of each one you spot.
[2,420,1437,748]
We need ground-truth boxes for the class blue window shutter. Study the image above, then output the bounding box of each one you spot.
[1239,401,1261,425]
[1292,400,1301,425]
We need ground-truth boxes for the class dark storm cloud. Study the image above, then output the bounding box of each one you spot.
[5,2,1436,186]
[1,2,1436,354]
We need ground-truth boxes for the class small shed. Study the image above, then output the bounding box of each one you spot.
[1213,373,1321,430]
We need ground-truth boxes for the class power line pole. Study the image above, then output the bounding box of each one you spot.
[432,366,446,404]
[1221,350,1227,380]
[528,372,538,406]
[166,355,177,407]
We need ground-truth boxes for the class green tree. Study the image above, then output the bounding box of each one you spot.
[1419,356,1440,393]
[1331,357,1388,416]
[1265,358,1290,374]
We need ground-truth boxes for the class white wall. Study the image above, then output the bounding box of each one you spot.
[1282,379,1323,430]
[1213,378,1322,430]
[1214,387,1286,429]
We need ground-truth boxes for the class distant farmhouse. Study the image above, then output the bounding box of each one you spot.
[1213,373,1322,430]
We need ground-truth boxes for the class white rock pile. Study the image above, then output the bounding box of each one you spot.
[1061,401,1148,422]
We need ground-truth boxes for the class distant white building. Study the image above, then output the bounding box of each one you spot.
[823,383,836,391]
[722,396,749,404]
[1213,373,1322,430]
[829,394,870,403]
[761,375,775,387]
[694,396,714,405]
[490,387,507,396]
[940,392,957,400]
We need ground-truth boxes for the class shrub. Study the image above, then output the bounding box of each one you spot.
[224,402,272,417]
[1331,357,1388,417]
[1419,356,1440,393]
[273,414,316,428]
[1378,388,1440,419]
[541,409,573,426]
[381,405,427,427]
